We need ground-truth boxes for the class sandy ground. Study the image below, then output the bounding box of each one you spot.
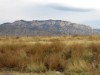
[0,71,64,75]
[0,71,100,75]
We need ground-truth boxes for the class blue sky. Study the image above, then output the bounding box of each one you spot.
[0,0,100,29]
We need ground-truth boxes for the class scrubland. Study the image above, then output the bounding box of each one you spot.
[0,36,100,75]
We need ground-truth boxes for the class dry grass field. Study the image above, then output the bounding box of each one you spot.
[0,35,100,75]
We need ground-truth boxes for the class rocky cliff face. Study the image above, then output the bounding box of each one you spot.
[0,20,94,36]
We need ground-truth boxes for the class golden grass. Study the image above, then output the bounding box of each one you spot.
[0,36,100,74]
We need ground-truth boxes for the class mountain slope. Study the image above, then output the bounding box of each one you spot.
[0,20,94,36]
[93,29,100,34]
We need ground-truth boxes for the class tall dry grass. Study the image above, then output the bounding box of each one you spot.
[0,36,99,74]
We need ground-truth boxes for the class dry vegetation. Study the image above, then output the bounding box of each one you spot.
[0,36,100,75]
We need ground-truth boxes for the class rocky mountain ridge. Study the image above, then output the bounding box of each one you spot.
[0,20,96,36]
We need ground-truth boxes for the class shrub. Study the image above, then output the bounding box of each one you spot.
[44,53,66,72]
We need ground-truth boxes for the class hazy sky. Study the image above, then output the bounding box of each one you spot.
[0,0,100,28]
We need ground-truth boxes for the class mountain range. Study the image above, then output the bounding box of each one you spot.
[0,20,98,36]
